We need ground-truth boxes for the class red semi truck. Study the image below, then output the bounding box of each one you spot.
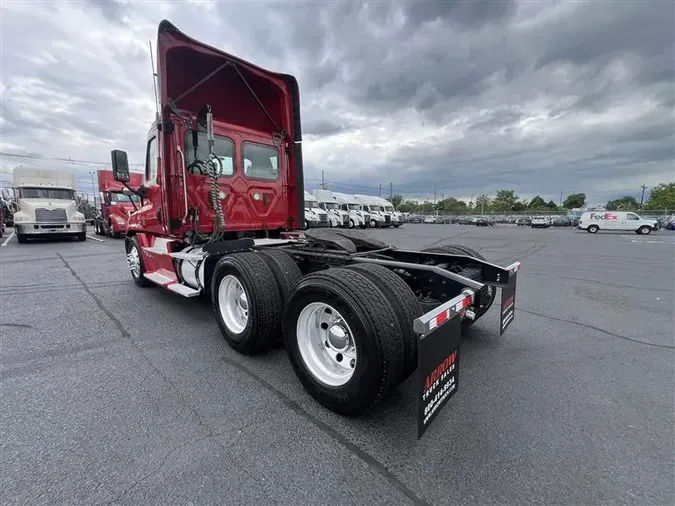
[110,20,521,435]
[93,169,143,238]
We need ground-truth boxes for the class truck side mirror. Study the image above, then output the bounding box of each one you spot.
[122,187,132,196]
[111,149,130,183]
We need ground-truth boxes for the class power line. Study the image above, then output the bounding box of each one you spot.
[0,150,145,167]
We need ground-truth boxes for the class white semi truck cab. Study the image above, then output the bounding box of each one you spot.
[353,194,391,228]
[303,191,329,229]
[312,189,349,227]
[371,196,402,228]
[12,166,87,243]
[331,191,369,229]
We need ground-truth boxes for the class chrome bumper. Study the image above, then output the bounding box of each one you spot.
[15,222,86,235]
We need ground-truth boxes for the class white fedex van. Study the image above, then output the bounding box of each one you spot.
[578,211,658,235]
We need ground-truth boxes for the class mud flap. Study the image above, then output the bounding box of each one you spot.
[500,267,518,336]
[414,292,469,439]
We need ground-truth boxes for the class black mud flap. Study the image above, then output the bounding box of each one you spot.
[415,298,464,439]
[500,269,518,336]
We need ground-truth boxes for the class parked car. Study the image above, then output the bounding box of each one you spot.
[516,217,531,226]
[531,216,550,228]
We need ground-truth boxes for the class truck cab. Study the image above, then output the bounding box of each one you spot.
[94,170,143,238]
[312,189,348,228]
[371,196,401,228]
[331,192,368,228]
[353,194,391,228]
[302,191,329,229]
[11,166,86,243]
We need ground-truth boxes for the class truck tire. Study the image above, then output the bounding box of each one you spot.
[77,232,87,241]
[587,225,599,234]
[637,225,651,235]
[344,263,422,386]
[212,252,282,355]
[283,267,404,416]
[126,236,152,287]
[257,249,303,343]
[348,219,355,229]
[17,234,27,244]
[421,245,496,328]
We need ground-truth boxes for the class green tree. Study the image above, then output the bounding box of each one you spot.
[421,201,435,213]
[528,196,547,209]
[438,197,468,213]
[645,183,675,210]
[606,196,639,211]
[388,194,403,208]
[512,202,526,212]
[475,194,491,213]
[492,190,519,211]
[563,193,586,209]
[397,200,420,213]
[546,200,558,209]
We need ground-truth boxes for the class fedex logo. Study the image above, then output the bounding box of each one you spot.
[590,213,618,221]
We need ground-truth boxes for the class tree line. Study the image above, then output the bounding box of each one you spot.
[387,183,675,214]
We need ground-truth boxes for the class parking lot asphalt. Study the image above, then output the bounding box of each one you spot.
[1,225,673,506]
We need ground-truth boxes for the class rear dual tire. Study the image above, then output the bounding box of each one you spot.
[283,267,405,415]
[210,252,428,414]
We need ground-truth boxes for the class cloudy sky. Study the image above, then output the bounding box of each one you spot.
[1,0,673,204]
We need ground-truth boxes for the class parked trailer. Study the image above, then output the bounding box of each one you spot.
[94,170,144,238]
[11,166,87,243]
[112,20,522,436]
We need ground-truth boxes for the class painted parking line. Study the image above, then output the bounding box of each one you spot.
[1,231,16,247]
[87,235,105,242]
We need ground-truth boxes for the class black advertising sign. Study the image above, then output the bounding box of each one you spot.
[500,271,518,336]
[417,314,461,439]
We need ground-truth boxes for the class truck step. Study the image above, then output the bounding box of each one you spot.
[143,271,201,298]
[166,282,201,298]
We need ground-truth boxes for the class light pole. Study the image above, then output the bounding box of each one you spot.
[89,171,96,206]
[639,184,647,210]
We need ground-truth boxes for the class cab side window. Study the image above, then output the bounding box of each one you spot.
[145,136,158,184]
[626,213,639,220]
[243,142,279,180]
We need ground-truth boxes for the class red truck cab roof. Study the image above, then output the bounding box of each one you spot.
[97,169,143,192]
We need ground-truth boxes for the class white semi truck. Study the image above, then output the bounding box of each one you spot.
[11,166,87,243]
[371,195,402,227]
[312,189,349,227]
[330,191,369,228]
[353,194,391,228]
[302,191,329,229]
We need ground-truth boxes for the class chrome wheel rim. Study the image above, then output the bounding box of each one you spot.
[296,302,357,387]
[218,275,249,334]
[127,245,140,278]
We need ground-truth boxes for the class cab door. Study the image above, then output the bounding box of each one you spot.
[133,127,167,235]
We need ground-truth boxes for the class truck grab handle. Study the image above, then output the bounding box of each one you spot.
[177,146,189,221]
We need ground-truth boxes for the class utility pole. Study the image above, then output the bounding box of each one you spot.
[640,184,647,209]
[559,189,563,207]
[378,184,382,197]
[321,170,326,190]
[433,187,437,205]
[389,182,393,200]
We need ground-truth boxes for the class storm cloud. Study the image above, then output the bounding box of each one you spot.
[1,0,673,203]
